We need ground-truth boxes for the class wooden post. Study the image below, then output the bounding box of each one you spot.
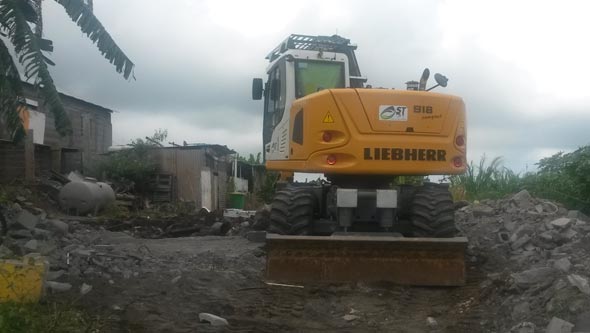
[24,129,35,181]
[51,147,62,173]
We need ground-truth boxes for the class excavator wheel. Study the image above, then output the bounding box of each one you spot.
[411,184,457,237]
[268,187,315,235]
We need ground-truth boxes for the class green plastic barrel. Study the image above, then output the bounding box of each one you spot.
[229,192,246,209]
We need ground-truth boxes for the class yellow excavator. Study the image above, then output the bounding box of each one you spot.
[252,34,468,286]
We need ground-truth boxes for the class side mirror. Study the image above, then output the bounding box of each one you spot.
[252,78,263,100]
[434,73,448,87]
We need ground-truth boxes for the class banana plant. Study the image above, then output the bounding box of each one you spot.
[0,0,133,140]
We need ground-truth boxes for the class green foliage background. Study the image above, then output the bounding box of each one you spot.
[449,145,590,214]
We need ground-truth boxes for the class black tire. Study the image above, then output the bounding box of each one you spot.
[268,187,315,235]
[410,184,457,237]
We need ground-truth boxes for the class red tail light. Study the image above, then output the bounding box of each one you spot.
[455,135,465,147]
[453,156,463,168]
[327,155,337,165]
[322,131,332,142]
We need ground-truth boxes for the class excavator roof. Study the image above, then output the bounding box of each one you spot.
[266,34,358,61]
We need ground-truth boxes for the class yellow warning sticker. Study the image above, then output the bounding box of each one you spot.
[323,112,334,123]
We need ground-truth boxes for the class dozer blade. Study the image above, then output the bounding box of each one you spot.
[265,234,468,286]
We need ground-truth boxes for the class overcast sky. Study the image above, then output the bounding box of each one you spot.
[42,0,590,173]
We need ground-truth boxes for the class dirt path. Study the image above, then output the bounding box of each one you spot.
[60,231,492,332]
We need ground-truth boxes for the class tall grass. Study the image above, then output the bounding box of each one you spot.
[448,156,521,201]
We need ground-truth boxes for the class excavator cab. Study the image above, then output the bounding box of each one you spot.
[252,35,468,286]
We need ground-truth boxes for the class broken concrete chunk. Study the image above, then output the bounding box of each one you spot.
[24,239,38,251]
[46,281,72,293]
[0,245,14,258]
[13,210,39,230]
[472,204,495,217]
[561,229,578,240]
[246,231,267,243]
[343,314,360,322]
[80,283,93,295]
[573,311,590,333]
[512,267,556,288]
[46,219,69,235]
[568,210,589,222]
[46,270,65,280]
[8,229,33,239]
[511,235,531,250]
[510,322,536,333]
[33,228,51,240]
[511,190,533,208]
[198,313,229,326]
[554,258,572,273]
[551,218,573,229]
[209,221,230,236]
[426,317,438,327]
[545,316,574,333]
[568,274,590,295]
[511,301,531,320]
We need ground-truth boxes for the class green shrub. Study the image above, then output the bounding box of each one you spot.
[522,147,590,213]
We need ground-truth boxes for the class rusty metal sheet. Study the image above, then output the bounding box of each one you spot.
[265,234,468,286]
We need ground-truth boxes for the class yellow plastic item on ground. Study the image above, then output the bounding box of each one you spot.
[0,254,47,303]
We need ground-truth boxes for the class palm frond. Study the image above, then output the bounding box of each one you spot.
[0,37,25,141]
[54,0,134,79]
[0,0,72,135]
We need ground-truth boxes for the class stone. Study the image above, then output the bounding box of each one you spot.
[46,281,72,293]
[472,204,495,217]
[13,210,39,230]
[33,228,51,240]
[512,190,533,208]
[23,239,38,251]
[46,219,69,235]
[535,204,544,213]
[343,314,360,322]
[46,270,65,280]
[198,313,229,326]
[246,231,267,243]
[12,202,22,212]
[171,275,181,284]
[512,267,556,288]
[545,317,574,333]
[0,245,14,258]
[554,258,572,273]
[512,235,531,250]
[8,229,33,239]
[426,317,438,327]
[568,210,589,222]
[510,322,536,333]
[573,311,590,333]
[561,229,578,240]
[512,301,531,320]
[540,231,554,242]
[568,274,590,295]
[209,222,226,236]
[80,283,93,295]
[551,218,573,229]
[15,195,26,202]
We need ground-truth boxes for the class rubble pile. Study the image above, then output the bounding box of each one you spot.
[456,190,590,332]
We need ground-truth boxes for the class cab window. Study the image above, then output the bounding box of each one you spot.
[295,60,345,98]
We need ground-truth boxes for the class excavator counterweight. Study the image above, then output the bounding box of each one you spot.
[253,34,468,286]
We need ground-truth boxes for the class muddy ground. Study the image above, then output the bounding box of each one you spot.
[57,231,489,333]
[5,188,590,332]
